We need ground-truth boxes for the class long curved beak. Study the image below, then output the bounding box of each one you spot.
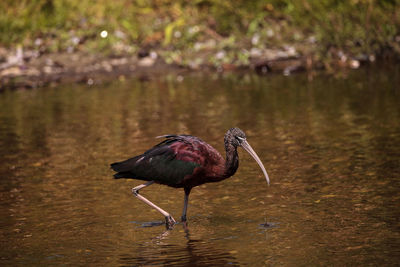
[241,140,270,185]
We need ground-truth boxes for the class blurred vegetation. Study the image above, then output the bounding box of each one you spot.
[0,0,399,61]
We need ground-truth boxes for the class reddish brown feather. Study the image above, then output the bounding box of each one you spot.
[167,136,227,186]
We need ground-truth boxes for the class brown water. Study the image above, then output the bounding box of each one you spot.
[1,65,399,266]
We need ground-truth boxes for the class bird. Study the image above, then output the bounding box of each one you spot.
[110,127,270,229]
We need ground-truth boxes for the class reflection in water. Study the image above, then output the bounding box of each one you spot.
[119,226,239,266]
[0,64,399,265]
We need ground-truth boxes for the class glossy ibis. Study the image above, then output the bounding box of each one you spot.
[111,127,270,228]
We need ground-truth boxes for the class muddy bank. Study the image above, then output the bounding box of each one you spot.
[0,46,385,90]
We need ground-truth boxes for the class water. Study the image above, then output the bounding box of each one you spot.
[1,65,399,266]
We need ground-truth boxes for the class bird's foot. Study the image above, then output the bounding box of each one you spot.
[165,215,176,230]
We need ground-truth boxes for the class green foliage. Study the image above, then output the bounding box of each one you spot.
[0,0,398,57]
[279,0,399,53]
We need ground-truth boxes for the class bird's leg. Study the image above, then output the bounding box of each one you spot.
[132,181,176,229]
[181,188,191,222]
[181,193,189,222]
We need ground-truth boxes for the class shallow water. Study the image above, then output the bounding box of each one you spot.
[1,65,399,266]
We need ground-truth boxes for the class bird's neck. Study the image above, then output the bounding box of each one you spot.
[223,144,239,178]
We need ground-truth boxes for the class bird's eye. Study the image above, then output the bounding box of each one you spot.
[235,136,245,143]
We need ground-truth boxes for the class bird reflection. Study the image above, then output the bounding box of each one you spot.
[119,224,240,266]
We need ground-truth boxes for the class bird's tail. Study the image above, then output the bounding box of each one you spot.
[110,162,130,179]
[110,160,145,180]
[110,162,121,171]
[110,156,152,181]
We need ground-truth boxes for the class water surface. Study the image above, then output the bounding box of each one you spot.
[1,65,399,266]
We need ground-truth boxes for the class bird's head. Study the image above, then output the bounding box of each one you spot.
[225,127,247,147]
[225,127,270,185]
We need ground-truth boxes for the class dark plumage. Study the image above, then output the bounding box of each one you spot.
[111,127,269,228]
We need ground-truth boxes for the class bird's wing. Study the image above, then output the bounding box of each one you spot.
[111,135,206,186]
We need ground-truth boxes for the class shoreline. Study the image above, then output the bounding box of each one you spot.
[0,47,394,90]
